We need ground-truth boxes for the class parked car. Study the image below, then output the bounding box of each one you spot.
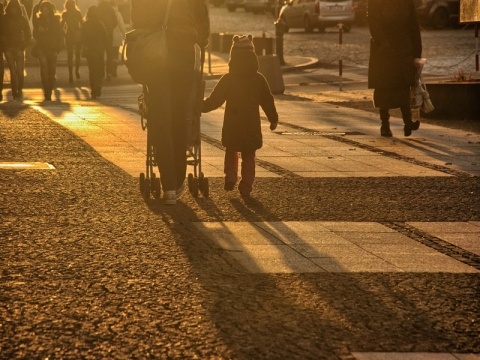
[226,0,247,11]
[278,0,354,33]
[211,0,226,6]
[414,0,460,29]
[245,0,275,13]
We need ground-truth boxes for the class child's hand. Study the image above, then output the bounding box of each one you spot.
[270,122,278,131]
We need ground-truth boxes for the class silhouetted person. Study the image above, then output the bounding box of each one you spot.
[81,5,108,99]
[33,1,63,101]
[62,0,83,83]
[97,0,116,80]
[368,0,422,137]
[131,0,210,205]
[0,3,5,101]
[3,0,31,100]
[110,0,125,78]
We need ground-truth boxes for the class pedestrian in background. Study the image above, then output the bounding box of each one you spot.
[0,3,5,101]
[97,0,116,81]
[367,0,422,137]
[61,0,83,83]
[202,35,278,198]
[131,0,210,205]
[33,1,63,101]
[81,5,108,99]
[110,0,125,78]
[3,0,31,101]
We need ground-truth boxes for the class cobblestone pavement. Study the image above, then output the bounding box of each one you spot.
[1,101,479,358]
[1,6,479,360]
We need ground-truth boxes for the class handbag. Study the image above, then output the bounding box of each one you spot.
[420,76,434,113]
[411,75,434,113]
[122,0,172,85]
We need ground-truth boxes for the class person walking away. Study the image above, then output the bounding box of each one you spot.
[202,35,278,198]
[81,5,108,99]
[367,0,422,137]
[131,0,210,205]
[0,3,5,101]
[97,0,116,81]
[3,0,31,101]
[110,0,125,78]
[32,0,46,26]
[33,1,63,101]
[61,0,83,83]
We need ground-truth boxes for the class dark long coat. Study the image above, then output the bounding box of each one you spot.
[367,0,422,108]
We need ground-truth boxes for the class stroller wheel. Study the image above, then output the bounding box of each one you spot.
[187,173,194,192]
[143,178,151,199]
[190,177,199,197]
[153,178,161,199]
[139,173,146,193]
[201,177,209,197]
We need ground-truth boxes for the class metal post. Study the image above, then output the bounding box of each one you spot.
[208,45,212,75]
[475,23,479,73]
[275,18,286,65]
[338,23,343,91]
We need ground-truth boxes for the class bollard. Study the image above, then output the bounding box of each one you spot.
[209,33,220,52]
[274,18,286,65]
[338,23,343,91]
[253,35,274,56]
[220,33,234,53]
[258,54,285,94]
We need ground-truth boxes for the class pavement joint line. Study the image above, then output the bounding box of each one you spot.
[383,221,480,271]
[279,121,475,178]
[199,133,300,178]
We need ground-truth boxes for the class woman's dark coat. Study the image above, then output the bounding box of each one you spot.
[81,15,108,56]
[202,51,278,152]
[367,0,422,107]
[3,12,31,50]
[33,14,63,53]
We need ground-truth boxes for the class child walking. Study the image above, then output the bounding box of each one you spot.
[202,35,278,198]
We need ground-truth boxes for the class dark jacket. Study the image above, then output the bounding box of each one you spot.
[81,17,108,56]
[131,0,210,50]
[61,9,83,45]
[97,0,117,38]
[367,0,422,90]
[33,14,63,53]
[202,51,278,152]
[3,13,31,50]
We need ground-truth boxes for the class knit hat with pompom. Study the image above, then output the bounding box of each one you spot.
[229,34,258,75]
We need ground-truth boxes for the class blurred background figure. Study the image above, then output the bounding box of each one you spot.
[0,3,5,101]
[62,0,83,83]
[367,0,422,137]
[81,5,108,99]
[110,0,125,78]
[3,0,31,101]
[96,0,116,81]
[33,0,63,101]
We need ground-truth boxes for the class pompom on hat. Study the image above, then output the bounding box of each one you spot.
[230,34,255,54]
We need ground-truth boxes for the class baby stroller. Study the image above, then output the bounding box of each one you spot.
[138,45,209,199]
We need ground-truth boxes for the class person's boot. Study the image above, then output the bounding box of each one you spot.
[402,106,420,136]
[379,108,392,137]
[380,123,392,137]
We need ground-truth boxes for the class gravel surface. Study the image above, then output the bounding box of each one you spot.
[1,102,479,359]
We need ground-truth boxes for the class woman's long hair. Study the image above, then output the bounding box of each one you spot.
[5,0,23,17]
